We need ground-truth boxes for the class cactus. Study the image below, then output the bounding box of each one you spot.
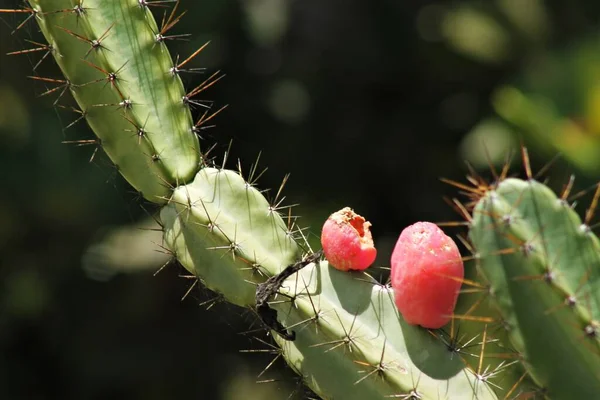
[6,0,600,398]
[160,164,510,399]
[466,153,600,398]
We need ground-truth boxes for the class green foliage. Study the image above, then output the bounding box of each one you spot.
[470,176,600,398]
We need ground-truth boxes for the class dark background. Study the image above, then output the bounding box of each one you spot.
[1,0,600,399]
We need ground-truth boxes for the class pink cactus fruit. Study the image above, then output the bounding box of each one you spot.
[321,207,377,271]
[390,221,464,329]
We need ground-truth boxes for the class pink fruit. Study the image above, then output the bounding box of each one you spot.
[390,221,464,329]
[321,207,377,271]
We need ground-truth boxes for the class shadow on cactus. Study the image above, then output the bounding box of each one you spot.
[4,0,600,398]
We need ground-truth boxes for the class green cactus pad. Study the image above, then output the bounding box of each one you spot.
[272,260,502,400]
[470,177,600,398]
[161,167,301,307]
[28,0,201,203]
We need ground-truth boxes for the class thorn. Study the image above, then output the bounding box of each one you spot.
[123,114,151,145]
[450,314,496,324]
[520,145,533,181]
[534,152,561,180]
[267,173,298,216]
[498,150,514,183]
[197,291,224,311]
[62,139,101,162]
[560,174,575,203]
[193,105,228,135]
[72,0,88,18]
[80,59,128,98]
[310,309,360,353]
[0,7,38,34]
[241,151,268,188]
[180,276,199,301]
[153,257,175,276]
[219,139,233,170]
[183,70,224,106]
[139,0,177,9]
[7,39,53,71]
[154,0,188,43]
[584,183,600,227]
[442,197,472,223]
[175,41,210,72]
[55,104,87,130]
[28,75,72,105]
[502,370,529,400]
[199,142,218,167]
[481,142,499,182]
[354,340,399,385]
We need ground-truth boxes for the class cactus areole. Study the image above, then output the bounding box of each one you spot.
[321,207,377,271]
[391,222,464,329]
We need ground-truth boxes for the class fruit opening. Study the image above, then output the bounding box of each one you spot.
[349,215,366,237]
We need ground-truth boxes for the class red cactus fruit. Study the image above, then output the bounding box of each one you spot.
[321,207,377,271]
[390,221,464,329]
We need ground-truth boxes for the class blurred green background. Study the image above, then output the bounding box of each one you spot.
[2,0,600,399]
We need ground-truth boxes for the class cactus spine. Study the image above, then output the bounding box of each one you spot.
[8,0,600,398]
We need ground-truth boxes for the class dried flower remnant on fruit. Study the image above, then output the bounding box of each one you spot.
[391,221,464,329]
[321,207,377,271]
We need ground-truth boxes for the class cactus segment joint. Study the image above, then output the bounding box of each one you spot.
[256,250,323,341]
